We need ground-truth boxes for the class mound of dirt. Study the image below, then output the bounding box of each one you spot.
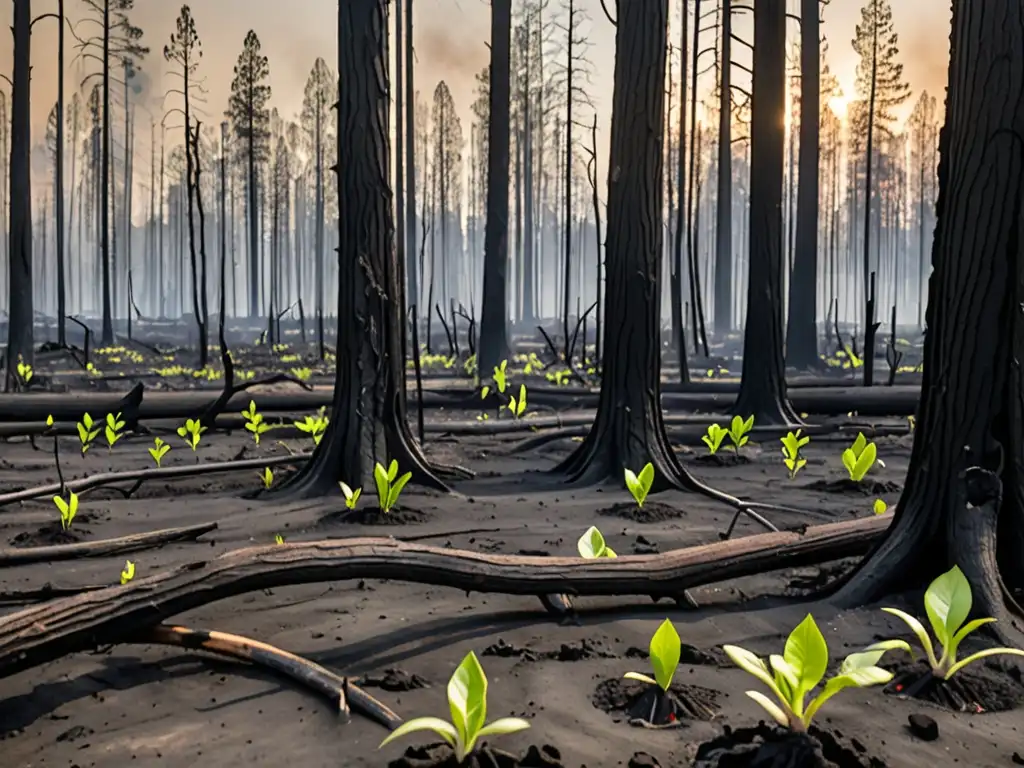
[592,678,719,725]
[481,638,617,663]
[319,506,430,525]
[692,723,885,768]
[9,522,89,548]
[883,658,1024,713]
[598,501,685,523]
[691,452,752,467]
[358,668,430,692]
[804,478,901,495]
[389,743,563,768]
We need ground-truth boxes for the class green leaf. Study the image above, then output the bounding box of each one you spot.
[723,644,787,703]
[53,496,69,515]
[374,463,389,507]
[784,614,829,701]
[475,717,531,739]
[852,442,876,481]
[378,716,459,751]
[730,415,743,436]
[387,472,412,510]
[648,618,681,691]
[924,565,972,652]
[637,462,655,498]
[803,666,892,725]
[742,415,754,432]
[82,413,93,429]
[577,526,607,558]
[851,433,867,457]
[880,607,939,669]
[873,499,888,515]
[948,617,997,661]
[448,652,488,750]
[946,647,1024,680]
[841,448,857,476]
[388,459,399,483]
[745,690,791,728]
[623,671,658,686]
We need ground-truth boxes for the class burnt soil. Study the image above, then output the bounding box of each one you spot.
[0,372,1021,767]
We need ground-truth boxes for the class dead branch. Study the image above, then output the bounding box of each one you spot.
[0,454,309,509]
[0,523,218,567]
[136,624,401,730]
[0,514,891,679]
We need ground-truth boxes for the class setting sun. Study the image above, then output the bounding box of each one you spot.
[828,95,849,120]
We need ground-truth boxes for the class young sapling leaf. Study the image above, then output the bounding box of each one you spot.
[53,491,79,531]
[120,560,136,584]
[727,415,755,453]
[577,526,616,558]
[148,437,171,467]
[340,482,362,509]
[872,499,887,515]
[701,424,728,455]
[624,618,681,691]
[624,462,655,508]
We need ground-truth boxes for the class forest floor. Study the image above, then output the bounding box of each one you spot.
[1,392,1022,768]
[0,325,1018,768]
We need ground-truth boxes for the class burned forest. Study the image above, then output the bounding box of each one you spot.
[1,0,1022,767]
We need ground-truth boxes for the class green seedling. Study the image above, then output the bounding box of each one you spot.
[728,415,755,453]
[624,462,655,508]
[340,481,362,509]
[120,560,135,585]
[177,418,207,451]
[780,429,810,479]
[624,618,681,692]
[290,367,313,381]
[872,499,887,515]
[378,651,530,761]
[493,359,509,394]
[577,526,616,558]
[702,423,728,455]
[508,384,528,419]
[241,400,272,445]
[866,565,1024,680]
[907,415,916,433]
[105,412,126,450]
[374,460,412,513]
[724,614,892,732]
[294,407,329,446]
[148,437,171,467]
[76,413,101,455]
[260,467,274,489]
[16,357,33,385]
[53,491,79,531]
[841,433,877,482]
[274,534,285,545]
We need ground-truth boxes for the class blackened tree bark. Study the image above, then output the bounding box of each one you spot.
[733,0,800,426]
[784,0,821,370]
[276,0,445,498]
[5,0,34,390]
[477,0,512,375]
[834,0,1024,636]
[555,0,688,488]
[713,0,733,336]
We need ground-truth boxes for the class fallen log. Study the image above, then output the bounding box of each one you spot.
[0,454,309,509]
[0,522,218,567]
[136,625,401,729]
[0,383,144,426]
[0,513,890,680]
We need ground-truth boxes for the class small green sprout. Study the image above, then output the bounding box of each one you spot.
[148,437,171,467]
[701,423,728,454]
[866,565,1024,680]
[624,462,655,508]
[241,400,272,445]
[104,412,126,450]
[120,559,136,584]
[493,359,509,394]
[290,367,313,381]
[841,433,877,482]
[374,460,412,513]
[294,407,329,446]
[76,413,101,455]
[624,618,681,692]
[780,429,809,479]
[339,481,362,509]
[260,467,274,489]
[872,499,888,515]
[53,491,79,530]
[177,418,207,451]
[16,357,33,385]
[46,414,54,428]
[724,614,892,732]
[274,534,285,545]
[907,415,916,433]
[378,651,530,761]
[577,526,616,558]
[507,384,527,419]
[728,414,755,453]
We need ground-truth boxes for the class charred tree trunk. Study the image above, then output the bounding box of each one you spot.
[478,0,512,375]
[733,0,799,426]
[834,0,1024,636]
[712,0,733,336]
[100,0,114,344]
[276,0,445,499]
[784,0,821,370]
[5,0,34,390]
[56,0,67,347]
[555,0,690,488]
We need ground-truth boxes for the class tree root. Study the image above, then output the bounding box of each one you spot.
[133,624,401,729]
[0,513,890,680]
[0,454,310,509]
[0,522,218,566]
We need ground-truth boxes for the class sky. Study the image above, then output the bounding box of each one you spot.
[2,0,951,180]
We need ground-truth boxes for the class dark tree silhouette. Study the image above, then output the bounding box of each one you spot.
[5,0,33,390]
[226,30,271,318]
[834,0,1024,640]
[276,0,445,498]
[784,0,821,370]
[732,0,800,426]
[554,0,687,487]
[477,0,513,374]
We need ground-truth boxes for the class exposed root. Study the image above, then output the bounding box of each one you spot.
[134,624,401,729]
